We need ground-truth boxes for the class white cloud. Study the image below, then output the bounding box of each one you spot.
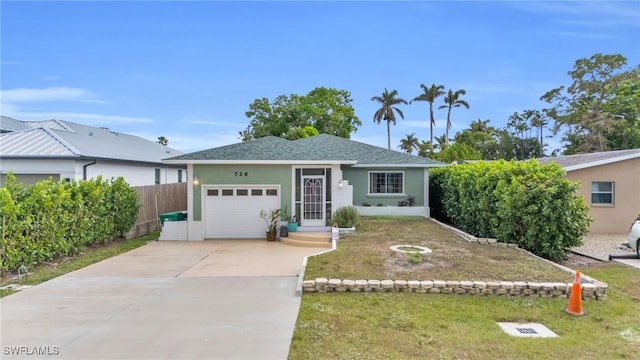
[1,86,153,127]
[512,1,640,27]
[1,87,97,103]
[6,111,153,125]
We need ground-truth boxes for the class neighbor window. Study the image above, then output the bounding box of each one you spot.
[178,170,183,183]
[369,171,404,194]
[154,169,161,184]
[591,181,614,205]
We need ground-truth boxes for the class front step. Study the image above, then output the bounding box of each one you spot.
[281,232,332,248]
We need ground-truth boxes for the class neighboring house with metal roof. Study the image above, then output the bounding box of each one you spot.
[163,134,445,240]
[537,148,640,234]
[0,116,186,187]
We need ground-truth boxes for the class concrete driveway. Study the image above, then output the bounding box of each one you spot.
[1,240,326,359]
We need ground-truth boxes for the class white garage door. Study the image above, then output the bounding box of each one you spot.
[205,186,280,238]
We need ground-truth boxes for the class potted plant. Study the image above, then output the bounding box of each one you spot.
[260,208,281,241]
[287,215,298,233]
[282,206,298,233]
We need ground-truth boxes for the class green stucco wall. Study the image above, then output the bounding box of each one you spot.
[192,164,292,220]
[342,167,426,207]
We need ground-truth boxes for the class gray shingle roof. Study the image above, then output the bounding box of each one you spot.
[537,148,640,171]
[166,134,445,167]
[0,118,183,164]
[166,135,354,162]
[295,134,444,167]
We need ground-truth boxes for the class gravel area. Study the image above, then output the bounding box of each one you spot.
[572,233,634,261]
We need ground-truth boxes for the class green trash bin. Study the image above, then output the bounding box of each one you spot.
[159,211,187,225]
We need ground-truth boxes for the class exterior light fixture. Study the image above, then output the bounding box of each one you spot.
[193,176,200,188]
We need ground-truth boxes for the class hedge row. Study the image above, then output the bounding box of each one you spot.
[429,160,591,261]
[0,173,140,273]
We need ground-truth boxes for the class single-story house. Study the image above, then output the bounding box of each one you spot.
[0,116,186,187]
[537,148,640,234]
[163,134,445,240]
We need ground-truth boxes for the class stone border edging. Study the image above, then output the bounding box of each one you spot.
[301,278,606,300]
[296,237,338,296]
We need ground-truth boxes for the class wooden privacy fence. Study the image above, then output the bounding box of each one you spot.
[126,182,187,238]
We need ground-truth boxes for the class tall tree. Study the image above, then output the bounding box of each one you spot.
[410,83,445,151]
[398,133,419,154]
[432,142,481,163]
[438,89,470,143]
[371,88,408,149]
[541,53,640,154]
[522,109,548,157]
[417,140,434,158]
[244,87,362,141]
[505,112,541,160]
[433,134,448,152]
[454,119,500,160]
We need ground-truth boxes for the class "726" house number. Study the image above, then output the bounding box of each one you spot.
[234,171,248,177]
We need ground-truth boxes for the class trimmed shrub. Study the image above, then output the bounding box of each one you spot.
[331,206,361,229]
[0,173,140,273]
[429,160,591,261]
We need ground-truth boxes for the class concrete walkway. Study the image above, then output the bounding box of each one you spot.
[1,240,325,359]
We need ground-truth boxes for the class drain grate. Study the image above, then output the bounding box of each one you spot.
[516,328,538,335]
[498,322,558,338]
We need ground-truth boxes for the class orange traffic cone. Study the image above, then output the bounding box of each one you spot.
[565,270,586,316]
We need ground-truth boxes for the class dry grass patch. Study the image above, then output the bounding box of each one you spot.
[305,217,573,282]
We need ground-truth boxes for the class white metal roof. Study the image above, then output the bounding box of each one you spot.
[0,118,183,164]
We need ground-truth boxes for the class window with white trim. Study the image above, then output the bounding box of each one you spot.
[591,181,614,205]
[369,171,404,194]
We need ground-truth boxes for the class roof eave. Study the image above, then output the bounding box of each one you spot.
[351,163,446,168]
[163,159,357,165]
[564,152,640,172]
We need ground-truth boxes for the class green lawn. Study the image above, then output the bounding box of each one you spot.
[305,217,572,282]
[291,218,640,359]
[0,232,158,298]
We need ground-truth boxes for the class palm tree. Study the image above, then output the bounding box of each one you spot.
[417,140,434,158]
[371,88,408,149]
[469,118,490,133]
[526,109,549,157]
[410,83,445,151]
[399,133,419,154]
[438,89,470,143]
[157,136,169,146]
[434,134,448,152]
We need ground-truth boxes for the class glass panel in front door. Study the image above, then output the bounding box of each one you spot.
[303,177,324,221]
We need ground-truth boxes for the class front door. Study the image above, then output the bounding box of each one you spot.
[302,176,325,226]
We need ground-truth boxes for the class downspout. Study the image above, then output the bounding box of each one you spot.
[83,160,97,180]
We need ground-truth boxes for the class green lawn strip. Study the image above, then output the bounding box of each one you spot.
[0,231,159,298]
[305,217,570,282]
[290,263,639,360]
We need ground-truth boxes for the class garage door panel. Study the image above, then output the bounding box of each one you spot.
[205,186,279,238]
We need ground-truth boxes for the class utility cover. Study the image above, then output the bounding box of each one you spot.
[497,322,559,338]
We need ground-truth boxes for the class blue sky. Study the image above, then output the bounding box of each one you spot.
[1,1,639,154]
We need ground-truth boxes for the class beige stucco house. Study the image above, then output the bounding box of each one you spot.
[538,149,640,234]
